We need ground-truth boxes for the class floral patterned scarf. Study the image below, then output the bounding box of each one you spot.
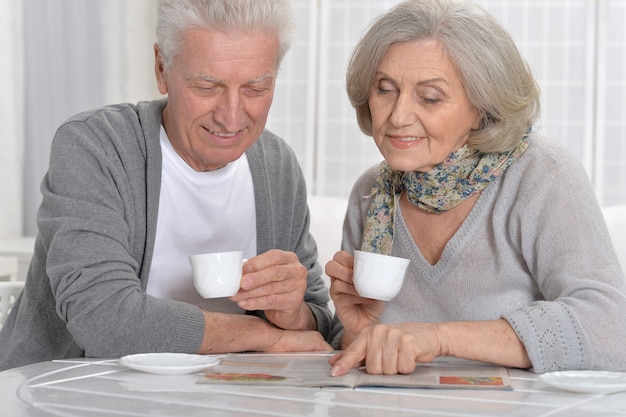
[361,135,530,255]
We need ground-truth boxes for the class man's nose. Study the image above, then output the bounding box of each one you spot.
[214,90,244,131]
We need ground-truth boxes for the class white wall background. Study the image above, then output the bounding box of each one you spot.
[0,0,24,237]
[2,0,625,238]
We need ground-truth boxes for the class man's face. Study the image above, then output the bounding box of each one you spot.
[155,29,279,171]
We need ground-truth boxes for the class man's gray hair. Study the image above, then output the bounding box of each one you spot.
[156,0,295,72]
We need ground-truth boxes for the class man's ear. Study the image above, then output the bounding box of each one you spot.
[154,44,168,95]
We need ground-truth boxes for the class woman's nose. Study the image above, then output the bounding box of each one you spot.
[389,92,418,127]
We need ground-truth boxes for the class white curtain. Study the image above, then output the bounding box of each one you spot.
[0,0,24,238]
[100,1,160,105]
[19,0,159,236]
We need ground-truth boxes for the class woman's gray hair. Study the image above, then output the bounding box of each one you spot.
[156,0,295,73]
[347,0,540,153]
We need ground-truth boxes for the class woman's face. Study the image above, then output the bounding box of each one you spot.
[368,39,482,172]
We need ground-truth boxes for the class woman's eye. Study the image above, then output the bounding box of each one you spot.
[421,96,441,104]
[374,79,396,94]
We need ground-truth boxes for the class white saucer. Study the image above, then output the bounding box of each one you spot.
[119,353,219,375]
[540,370,626,394]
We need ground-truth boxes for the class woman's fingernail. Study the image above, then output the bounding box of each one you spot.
[330,365,340,377]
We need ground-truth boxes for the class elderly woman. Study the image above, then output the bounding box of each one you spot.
[326,0,626,376]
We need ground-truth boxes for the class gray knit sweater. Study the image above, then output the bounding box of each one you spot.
[330,134,626,373]
[0,99,331,371]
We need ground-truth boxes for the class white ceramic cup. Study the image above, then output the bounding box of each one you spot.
[352,250,410,301]
[189,251,245,298]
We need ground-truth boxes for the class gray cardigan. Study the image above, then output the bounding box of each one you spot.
[330,134,626,373]
[0,99,331,371]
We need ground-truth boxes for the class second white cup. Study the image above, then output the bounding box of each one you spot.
[353,250,410,301]
[189,251,244,298]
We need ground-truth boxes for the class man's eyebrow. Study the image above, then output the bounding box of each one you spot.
[187,73,275,84]
[248,73,275,84]
[188,74,220,83]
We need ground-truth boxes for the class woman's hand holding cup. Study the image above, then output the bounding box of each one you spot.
[326,250,410,348]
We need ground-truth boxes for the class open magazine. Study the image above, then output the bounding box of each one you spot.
[198,353,512,390]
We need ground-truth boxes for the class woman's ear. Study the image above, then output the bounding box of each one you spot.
[471,110,484,131]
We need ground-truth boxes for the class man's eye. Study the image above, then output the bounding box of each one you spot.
[246,87,269,96]
[194,86,216,94]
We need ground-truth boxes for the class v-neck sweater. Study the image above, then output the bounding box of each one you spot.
[331,134,626,373]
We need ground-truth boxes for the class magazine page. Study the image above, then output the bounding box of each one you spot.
[352,360,511,389]
[198,353,511,390]
[199,353,359,387]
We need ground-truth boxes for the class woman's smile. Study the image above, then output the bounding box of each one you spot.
[387,135,426,149]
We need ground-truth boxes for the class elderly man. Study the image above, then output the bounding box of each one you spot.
[0,0,332,371]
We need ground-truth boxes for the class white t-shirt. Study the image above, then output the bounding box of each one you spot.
[146,127,257,313]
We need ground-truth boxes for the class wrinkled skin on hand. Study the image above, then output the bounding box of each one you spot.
[325,251,385,346]
[329,322,443,376]
[231,249,315,331]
